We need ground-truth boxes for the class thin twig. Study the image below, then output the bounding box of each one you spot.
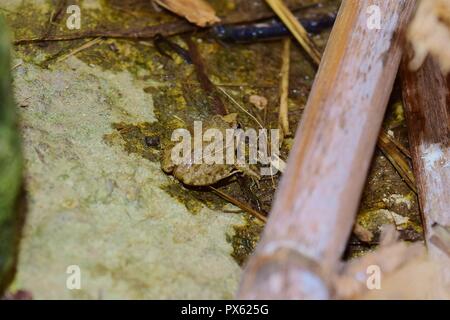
[55,37,103,63]
[183,35,228,116]
[210,187,267,223]
[11,62,22,70]
[377,132,417,194]
[379,130,411,159]
[14,21,195,45]
[218,86,264,129]
[279,37,291,137]
[13,2,315,45]
[265,0,322,65]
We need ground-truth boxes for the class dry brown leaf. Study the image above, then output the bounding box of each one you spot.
[334,242,426,299]
[408,0,450,74]
[154,0,220,27]
[353,223,374,243]
[334,225,450,299]
[360,258,450,300]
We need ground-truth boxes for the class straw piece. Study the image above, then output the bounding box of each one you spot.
[265,0,322,65]
[279,38,291,136]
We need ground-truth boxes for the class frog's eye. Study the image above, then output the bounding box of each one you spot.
[211,115,222,122]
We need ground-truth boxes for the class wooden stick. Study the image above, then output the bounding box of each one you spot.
[238,0,416,300]
[265,0,322,65]
[279,38,291,137]
[55,37,103,63]
[379,129,411,159]
[210,187,267,223]
[401,55,450,255]
[377,131,417,193]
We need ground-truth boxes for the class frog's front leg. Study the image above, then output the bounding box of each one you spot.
[234,164,261,187]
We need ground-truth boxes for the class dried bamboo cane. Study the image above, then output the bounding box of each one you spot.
[279,38,291,137]
[238,0,416,300]
[401,55,450,258]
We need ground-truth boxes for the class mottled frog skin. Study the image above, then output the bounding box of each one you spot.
[161,114,259,186]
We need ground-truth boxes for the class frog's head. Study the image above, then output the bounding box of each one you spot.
[160,147,175,174]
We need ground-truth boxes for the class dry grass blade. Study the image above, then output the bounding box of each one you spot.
[265,0,321,65]
[378,132,417,193]
[210,187,267,223]
[11,62,22,70]
[379,130,411,159]
[55,37,103,63]
[279,38,291,137]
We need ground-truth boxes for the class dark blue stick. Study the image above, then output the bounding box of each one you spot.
[211,12,337,42]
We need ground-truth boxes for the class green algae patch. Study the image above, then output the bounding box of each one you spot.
[76,39,163,75]
[160,183,207,214]
[227,216,264,266]
[160,182,243,215]
[104,122,162,163]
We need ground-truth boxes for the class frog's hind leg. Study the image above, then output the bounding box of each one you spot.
[234,165,261,187]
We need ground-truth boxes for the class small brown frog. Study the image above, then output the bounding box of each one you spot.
[161,114,259,186]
